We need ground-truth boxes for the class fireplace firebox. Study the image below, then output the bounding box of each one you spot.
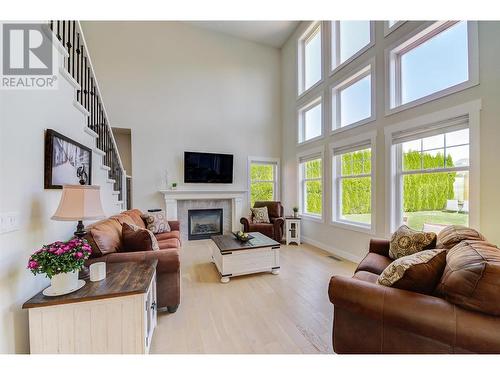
[187,208,223,240]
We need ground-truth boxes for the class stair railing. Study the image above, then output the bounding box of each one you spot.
[49,20,126,205]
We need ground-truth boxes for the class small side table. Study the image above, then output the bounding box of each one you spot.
[285,217,301,245]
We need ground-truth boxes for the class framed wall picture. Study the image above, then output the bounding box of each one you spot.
[44,129,92,189]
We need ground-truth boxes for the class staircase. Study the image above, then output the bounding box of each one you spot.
[48,20,126,207]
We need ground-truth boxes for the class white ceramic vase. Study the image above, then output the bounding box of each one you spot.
[51,270,79,294]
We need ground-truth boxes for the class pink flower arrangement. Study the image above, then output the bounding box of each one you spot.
[28,237,92,278]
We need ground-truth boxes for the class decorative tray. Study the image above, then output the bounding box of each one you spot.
[233,232,254,242]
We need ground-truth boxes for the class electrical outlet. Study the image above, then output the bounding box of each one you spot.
[0,212,20,234]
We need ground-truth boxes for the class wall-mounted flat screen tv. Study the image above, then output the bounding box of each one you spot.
[184,151,234,183]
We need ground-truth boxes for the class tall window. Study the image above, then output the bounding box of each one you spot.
[331,63,374,130]
[298,97,322,143]
[388,21,475,111]
[249,160,279,206]
[332,140,374,229]
[299,154,323,218]
[299,22,322,94]
[392,116,470,231]
[331,21,372,71]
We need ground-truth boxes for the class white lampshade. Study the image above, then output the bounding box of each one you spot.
[52,185,106,221]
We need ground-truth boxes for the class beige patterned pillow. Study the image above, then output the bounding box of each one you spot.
[141,211,171,234]
[251,206,270,224]
[377,249,446,294]
[389,225,437,260]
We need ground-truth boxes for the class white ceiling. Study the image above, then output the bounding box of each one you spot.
[187,21,300,48]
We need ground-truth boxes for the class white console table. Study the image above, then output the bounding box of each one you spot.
[23,261,157,354]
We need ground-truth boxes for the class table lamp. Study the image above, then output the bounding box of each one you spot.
[52,185,106,238]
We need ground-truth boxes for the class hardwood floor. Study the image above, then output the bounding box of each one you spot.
[150,240,357,354]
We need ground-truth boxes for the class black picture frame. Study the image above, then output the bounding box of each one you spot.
[44,129,92,189]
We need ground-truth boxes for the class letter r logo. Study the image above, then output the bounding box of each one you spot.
[2,23,53,75]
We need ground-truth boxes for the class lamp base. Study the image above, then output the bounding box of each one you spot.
[74,220,87,238]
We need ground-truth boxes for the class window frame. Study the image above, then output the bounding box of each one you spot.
[298,21,323,97]
[385,100,481,236]
[247,157,280,207]
[330,21,375,76]
[384,21,407,37]
[297,147,325,222]
[385,21,479,115]
[330,132,376,234]
[297,95,324,145]
[330,58,376,134]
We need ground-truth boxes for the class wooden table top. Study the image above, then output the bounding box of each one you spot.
[22,260,157,309]
[211,232,280,254]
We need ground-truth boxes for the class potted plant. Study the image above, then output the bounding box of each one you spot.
[28,238,92,295]
[171,182,177,190]
[292,206,299,218]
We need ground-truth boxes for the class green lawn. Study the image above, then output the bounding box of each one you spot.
[343,210,468,230]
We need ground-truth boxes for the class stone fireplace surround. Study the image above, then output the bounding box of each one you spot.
[160,189,247,242]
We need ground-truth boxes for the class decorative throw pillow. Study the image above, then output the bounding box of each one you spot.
[122,223,159,252]
[437,225,486,250]
[141,211,170,234]
[377,249,447,295]
[389,225,437,260]
[251,206,270,224]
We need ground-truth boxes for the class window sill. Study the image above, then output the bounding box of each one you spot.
[330,116,376,136]
[301,213,324,223]
[297,78,324,101]
[384,21,407,37]
[330,220,375,235]
[330,41,375,77]
[297,134,325,147]
[386,79,479,117]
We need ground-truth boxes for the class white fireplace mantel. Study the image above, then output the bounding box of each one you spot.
[159,189,248,232]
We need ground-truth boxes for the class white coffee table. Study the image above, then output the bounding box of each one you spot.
[210,232,281,283]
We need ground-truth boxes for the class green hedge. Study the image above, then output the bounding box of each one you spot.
[341,150,456,215]
[402,151,456,212]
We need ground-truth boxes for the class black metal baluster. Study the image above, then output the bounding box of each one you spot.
[83,55,88,111]
[65,21,71,75]
[62,22,66,69]
[76,34,81,102]
[56,21,61,41]
[71,21,76,78]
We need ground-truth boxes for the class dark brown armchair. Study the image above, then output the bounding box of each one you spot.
[240,201,284,242]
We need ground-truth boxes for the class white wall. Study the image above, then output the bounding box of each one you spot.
[0,43,121,353]
[81,21,282,211]
[281,21,500,262]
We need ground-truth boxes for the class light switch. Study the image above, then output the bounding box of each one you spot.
[0,212,20,234]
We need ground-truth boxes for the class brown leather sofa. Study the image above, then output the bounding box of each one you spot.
[240,201,285,242]
[329,238,500,353]
[84,209,181,313]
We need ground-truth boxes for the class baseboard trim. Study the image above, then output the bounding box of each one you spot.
[301,236,364,264]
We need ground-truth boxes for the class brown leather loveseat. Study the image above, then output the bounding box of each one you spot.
[329,227,500,353]
[84,209,181,313]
